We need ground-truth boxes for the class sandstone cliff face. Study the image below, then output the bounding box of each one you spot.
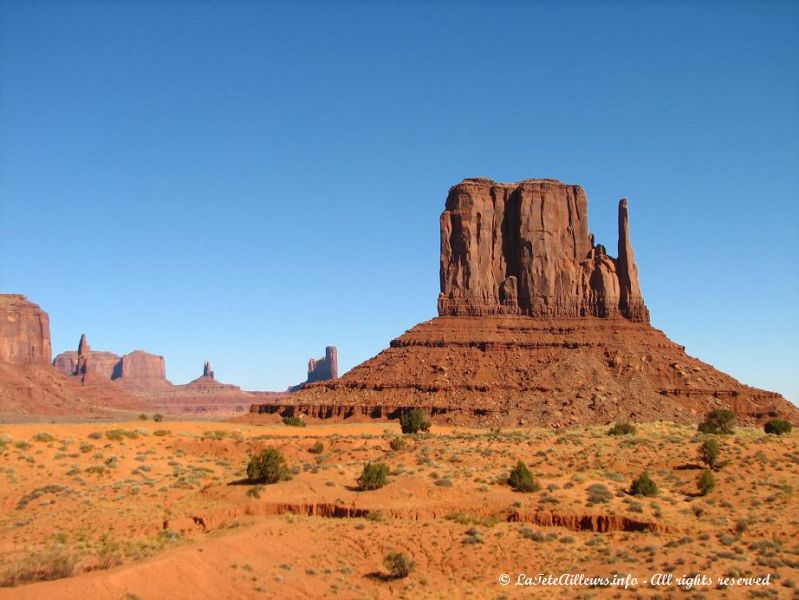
[118,350,166,381]
[53,350,121,380]
[0,295,52,365]
[438,179,649,322]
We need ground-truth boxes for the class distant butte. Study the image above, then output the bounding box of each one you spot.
[0,295,145,415]
[251,178,799,426]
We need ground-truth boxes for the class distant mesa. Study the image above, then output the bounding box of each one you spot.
[251,178,798,426]
[53,337,171,391]
[0,295,145,416]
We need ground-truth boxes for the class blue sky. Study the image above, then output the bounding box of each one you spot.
[1,1,797,403]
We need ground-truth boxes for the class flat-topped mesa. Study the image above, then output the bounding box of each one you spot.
[307,346,338,383]
[117,350,166,381]
[438,179,650,322]
[0,294,52,365]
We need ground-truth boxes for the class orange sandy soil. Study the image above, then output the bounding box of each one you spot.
[0,420,797,599]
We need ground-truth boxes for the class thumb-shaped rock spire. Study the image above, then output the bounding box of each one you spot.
[75,333,90,383]
[617,199,649,322]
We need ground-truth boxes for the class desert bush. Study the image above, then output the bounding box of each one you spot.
[764,419,792,435]
[400,409,430,434]
[138,414,148,421]
[698,439,722,470]
[246,448,291,484]
[389,436,406,451]
[308,440,324,454]
[1,544,76,586]
[586,483,613,505]
[95,534,122,570]
[106,429,137,441]
[153,430,170,437]
[32,432,55,443]
[16,485,68,510]
[508,461,539,493]
[698,409,736,435]
[630,472,658,497]
[384,551,415,578]
[607,422,636,436]
[357,462,390,490]
[153,413,164,422]
[87,431,102,440]
[282,416,306,427]
[698,470,716,496]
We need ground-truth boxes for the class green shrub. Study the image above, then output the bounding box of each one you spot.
[357,462,390,491]
[389,436,406,451]
[153,413,164,423]
[698,439,721,470]
[246,448,291,484]
[507,461,539,493]
[282,416,306,427]
[399,409,430,434]
[384,551,414,578]
[630,472,658,497]
[697,470,715,496]
[607,422,636,436]
[308,441,324,454]
[32,432,55,443]
[698,409,736,435]
[764,419,792,435]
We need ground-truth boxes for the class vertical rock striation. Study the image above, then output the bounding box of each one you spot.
[0,295,52,365]
[75,333,90,382]
[438,179,649,322]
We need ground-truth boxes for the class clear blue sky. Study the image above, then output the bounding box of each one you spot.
[1,1,797,403]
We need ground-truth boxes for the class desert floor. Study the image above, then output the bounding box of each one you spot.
[0,419,796,599]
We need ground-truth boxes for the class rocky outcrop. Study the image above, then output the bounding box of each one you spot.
[117,350,168,383]
[53,350,121,380]
[203,361,214,379]
[75,334,90,382]
[250,178,798,426]
[53,339,168,387]
[438,179,649,322]
[307,346,338,383]
[0,296,145,416]
[0,295,52,365]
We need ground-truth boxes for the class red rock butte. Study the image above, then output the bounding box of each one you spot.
[252,178,799,426]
